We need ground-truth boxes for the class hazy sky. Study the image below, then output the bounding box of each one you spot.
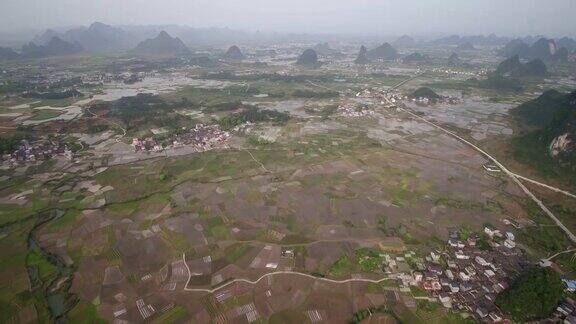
[1,0,575,36]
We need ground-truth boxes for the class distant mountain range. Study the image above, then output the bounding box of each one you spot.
[0,35,84,60]
[21,36,83,58]
[402,52,429,64]
[0,47,20,60]
[29,23,256,52]
[393,35,416,48]
[132,31,190,56]
[495,55,547,77]
[432,34,576,55]
[499,39,530,58]
[499,37,574,62]
[366,43,399,60]
[313,43,340,56]
[32,22,135,53]
[32,29,61,45]
[433,34,510,46]
[1,25,575,62]
[21,23,271,55]
[456,42,475,51]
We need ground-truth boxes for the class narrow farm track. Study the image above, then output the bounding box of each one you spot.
[85,106,127,141]
[242,148,270,173]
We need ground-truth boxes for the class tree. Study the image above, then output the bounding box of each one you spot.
[495,267,563,322]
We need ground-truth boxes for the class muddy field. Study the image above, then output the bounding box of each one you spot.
[31,104,534,322]
[4,46,561,323]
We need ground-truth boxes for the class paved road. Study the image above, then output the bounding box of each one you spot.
[182,253,392,294]
[383,76,576,243]
[379,74,576,243]
[395,104,576,243]
[511,173,576,199]
[385,73,575,200]
[389,74,422,91]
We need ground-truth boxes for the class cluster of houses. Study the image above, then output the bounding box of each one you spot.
[77,70,150,86]
[410,94,461,106]
[552,296,576,323]
[383,91,407,103]
[355,88,404,101]
[3,64,153,97]
[131,137,163,153]
[430,68,488,77]
[355,89,375,98]
[384,227,527,322]
[385,223,576,323]
[1,139,73,167]
[132,124,230,153]
[22,70,83,91]
[375,91,407,108]
[117,73,144,84]
[172,124,230,150]
[337,103,375,118]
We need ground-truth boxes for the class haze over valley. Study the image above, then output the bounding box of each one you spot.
[0,1,576,323]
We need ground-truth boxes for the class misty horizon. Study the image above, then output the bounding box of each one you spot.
[1,0,576,38]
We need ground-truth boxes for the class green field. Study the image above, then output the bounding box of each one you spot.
[29,109,63,121]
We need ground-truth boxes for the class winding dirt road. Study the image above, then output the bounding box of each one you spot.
[182,253,393,294]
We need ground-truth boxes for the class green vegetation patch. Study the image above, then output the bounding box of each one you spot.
[224,244,250,263]
[512,131,576,186]
[49,209,81,230]
[495,267,563,322]
[0,299,18,323]
[217,107,290,130]
[510,90,576,186]
[106,200,140,217]
[517,201,572,254]
[207,217,228,238]
[0,195,50,226]
[269,309,308,324]
[29,109,63,121]
[470,75,524,92]
[409,87,440,100]
[26,250,57,282]
[292,89,339,99]
[350,305,399,324]
[0,133,31,155]
[160,230,190,254]
[67,300,106,324]
[434,197,502,214]
[329,255,351,278]
[355,248,384,272]
[152,306,188,324]
[92,93,191,132]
